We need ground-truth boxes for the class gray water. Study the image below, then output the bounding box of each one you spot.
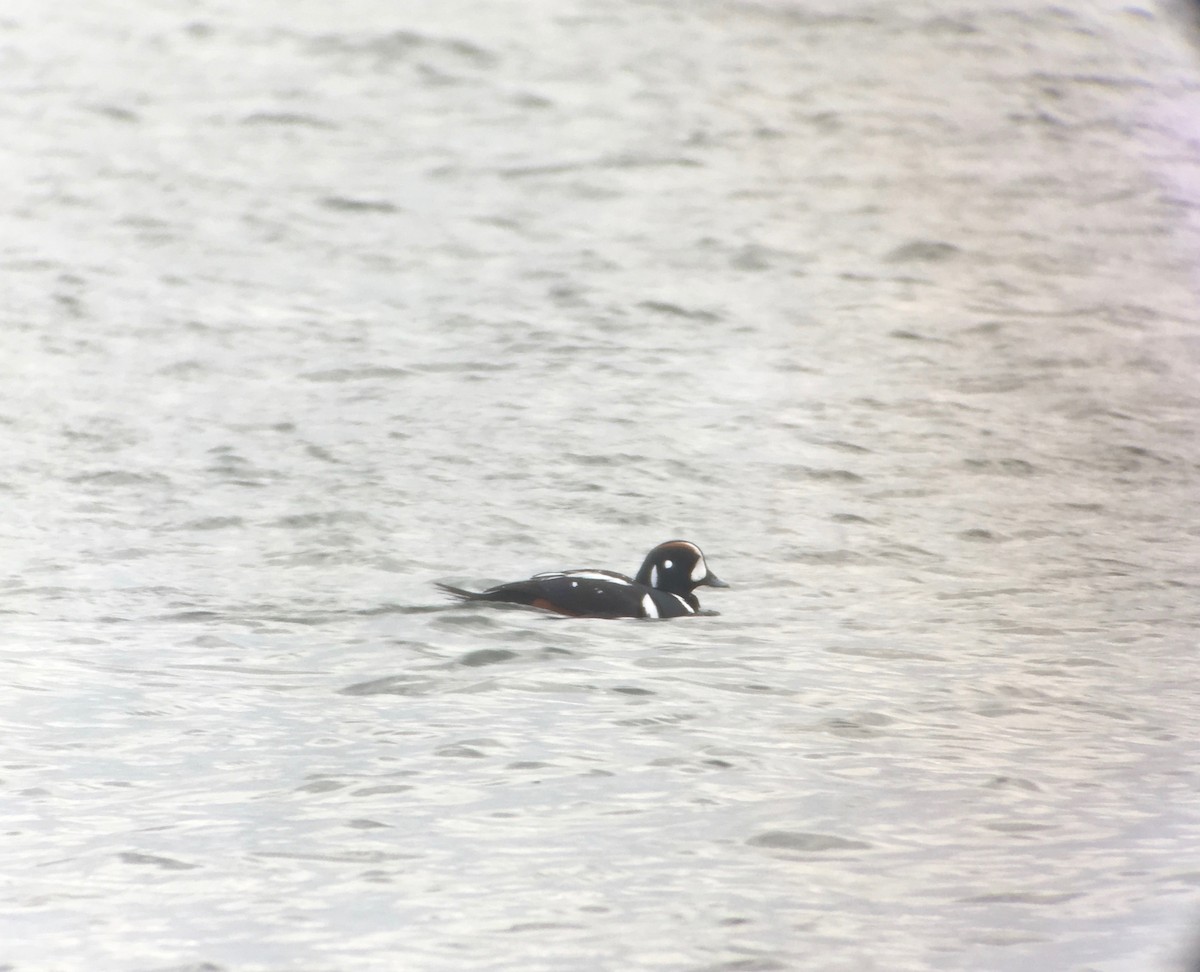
[4,1,1200,969]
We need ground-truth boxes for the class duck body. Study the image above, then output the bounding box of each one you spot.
[436,540,727,619]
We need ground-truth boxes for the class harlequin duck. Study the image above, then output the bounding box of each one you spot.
[436,540,728,619]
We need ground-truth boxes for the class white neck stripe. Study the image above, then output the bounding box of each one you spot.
[641,593,660,619]
[670,593,695,614]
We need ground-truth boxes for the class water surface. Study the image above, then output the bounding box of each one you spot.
[3,1,1200,970]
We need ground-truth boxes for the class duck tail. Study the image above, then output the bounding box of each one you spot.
[435,582,482,602]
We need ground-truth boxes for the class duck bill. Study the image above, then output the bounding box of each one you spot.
[702,572,729,588]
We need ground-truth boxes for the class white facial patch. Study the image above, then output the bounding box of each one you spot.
[691,557,707,583]
[663,559,673,570]
[649,565,659,587]
[641,593,659,619]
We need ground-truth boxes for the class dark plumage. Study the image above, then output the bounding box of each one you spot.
[436,540,728,619]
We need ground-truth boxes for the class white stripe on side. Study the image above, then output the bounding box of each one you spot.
[566,571,633,586]
[670,593,695,614]
[641,593,660,619]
